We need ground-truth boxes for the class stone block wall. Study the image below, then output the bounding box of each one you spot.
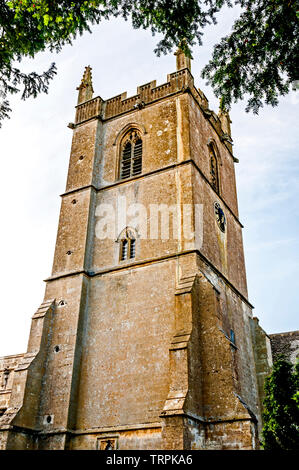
[270,331,299,364]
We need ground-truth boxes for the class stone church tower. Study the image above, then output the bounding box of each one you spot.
[0,52,272,450]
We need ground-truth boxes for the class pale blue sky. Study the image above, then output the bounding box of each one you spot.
[0,8,298,356]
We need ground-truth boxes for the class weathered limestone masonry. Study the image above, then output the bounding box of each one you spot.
[270,331,299,364]
[0,51,273,450]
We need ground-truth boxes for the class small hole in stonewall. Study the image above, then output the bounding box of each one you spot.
[79,155,84,161]
[54,346,60,353]
[66,250,72,255]
[72,199,77,204]
[46,416,52,424]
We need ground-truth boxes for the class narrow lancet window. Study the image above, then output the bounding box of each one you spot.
[120,131,142,179]
[209,146,220,194]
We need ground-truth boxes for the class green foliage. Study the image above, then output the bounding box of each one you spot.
[262,356,299,450]
[0,1,298,126]
[202,0,299,113]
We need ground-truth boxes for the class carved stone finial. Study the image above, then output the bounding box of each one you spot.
[218,100,232,139]
[174,40,191,72]
[77,65,94,105]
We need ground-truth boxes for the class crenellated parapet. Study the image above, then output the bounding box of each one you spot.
[74,67,199,125]
[75,96,103,124]
[73,65,234,156]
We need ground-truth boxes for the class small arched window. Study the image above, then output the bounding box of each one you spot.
[120,130,142,179]
[209,145,220,194]
[118,227,137,261]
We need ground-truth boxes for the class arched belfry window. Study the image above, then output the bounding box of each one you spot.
[120,130,142,179]
[118,227,137,261]
[209,144,220,194]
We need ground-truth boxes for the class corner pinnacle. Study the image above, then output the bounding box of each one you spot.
[77,65,94,105]
[174,40,192,72]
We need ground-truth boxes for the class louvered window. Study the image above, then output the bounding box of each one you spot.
[129,239,136,259]
[120,237,136,261]
[121,142,132,179]
[120,239,128,261]
[120,131,142,179]
[133,139,142,175]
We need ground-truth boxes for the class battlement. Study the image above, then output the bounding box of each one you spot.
[73,56,234,154]
[75,95,103,125]
[75,68,209,125]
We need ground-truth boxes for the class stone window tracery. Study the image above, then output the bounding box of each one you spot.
[120,130,142,179]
